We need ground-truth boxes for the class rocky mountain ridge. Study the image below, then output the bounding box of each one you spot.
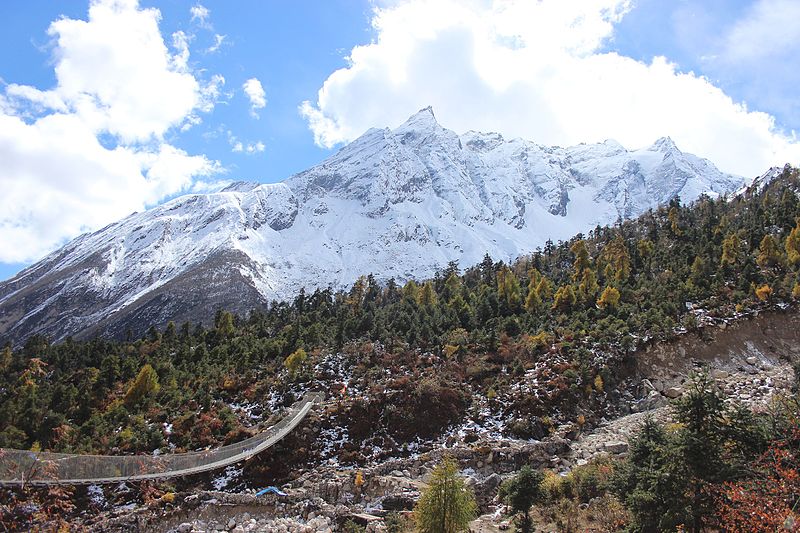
[0,107,745,343]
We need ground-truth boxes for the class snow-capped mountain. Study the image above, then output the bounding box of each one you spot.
[0,107,745,343]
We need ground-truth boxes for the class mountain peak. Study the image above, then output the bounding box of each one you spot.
[394,106,440,132]
[651,136,680,153]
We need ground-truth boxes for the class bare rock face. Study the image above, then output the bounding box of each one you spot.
[0,107,743,344]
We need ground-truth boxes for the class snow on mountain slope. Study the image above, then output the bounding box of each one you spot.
[0,107,745,343]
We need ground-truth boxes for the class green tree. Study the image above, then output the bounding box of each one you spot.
[498,465,545,533]
[414,456,477,533]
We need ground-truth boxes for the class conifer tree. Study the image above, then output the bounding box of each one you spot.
[499,465,544,533]
[524,282,541,313]
[578,267,599,300]
[597,285,620,309]
[570,239,590,281]
[534,276,553,305]
[757,234,783,269]
[402,280,419,302]
[418,281,438,307]
[124,364,160,407]
[720,232,740,268]
[414,456,477,533]
[552,284,576,312]
[785,220,800,268]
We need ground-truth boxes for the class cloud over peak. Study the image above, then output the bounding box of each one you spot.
[301,0,799,177]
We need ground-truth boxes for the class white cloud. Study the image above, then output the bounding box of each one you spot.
[0,0,221,263]
[228,131,264,154]
[208,33,226,53]
[190,3,211,29]
[242,77,266,118]
[721,0,800,63]
[301,0,800,177]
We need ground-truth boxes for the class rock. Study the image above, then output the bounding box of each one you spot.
[664,387,683,399]
[746,356,758,365]
[711,369,729,380]
[635,390,668,412]
[176,523,193,533]
[604,441,629,454]
[382,493,417,511]
[641,378,656,392]
[228,518,237,530]
[499,521,511,531]
[576,458,588,467]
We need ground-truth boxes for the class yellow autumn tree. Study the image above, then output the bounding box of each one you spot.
[597,285,621,309]
[124,364,160,407]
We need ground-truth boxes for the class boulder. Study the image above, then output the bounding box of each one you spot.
[664,387,683,399]
[603,441,629,454]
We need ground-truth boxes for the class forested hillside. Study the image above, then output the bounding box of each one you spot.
[1,165,799,455]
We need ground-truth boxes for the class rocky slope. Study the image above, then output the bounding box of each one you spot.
[0,107,744,343]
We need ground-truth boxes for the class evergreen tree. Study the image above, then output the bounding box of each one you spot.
[785,219,800,268]
[414,456,477,533]
[498,465,544,533]
[756,234,783,270]
[720,232,740,268]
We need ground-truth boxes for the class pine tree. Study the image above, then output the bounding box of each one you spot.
[721,232,740,268]
[414,457,477,533]
[785,220,800,268]
[578,267,599,300]
[570,239,590,282]
[757,234,783,269]
[552,284,576,312]
[499,465,545,533]
[418,281,438,307]
[535,276,553,305]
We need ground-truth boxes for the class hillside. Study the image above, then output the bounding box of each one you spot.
[1,166,798,531]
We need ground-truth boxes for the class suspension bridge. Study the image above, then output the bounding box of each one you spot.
[0,393,322,486]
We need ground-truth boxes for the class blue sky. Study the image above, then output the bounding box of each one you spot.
[1,0,798,281]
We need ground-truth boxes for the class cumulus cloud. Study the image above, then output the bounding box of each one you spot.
[0,0,221,263]
[242,78,266,117]
[301,0,800,177]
